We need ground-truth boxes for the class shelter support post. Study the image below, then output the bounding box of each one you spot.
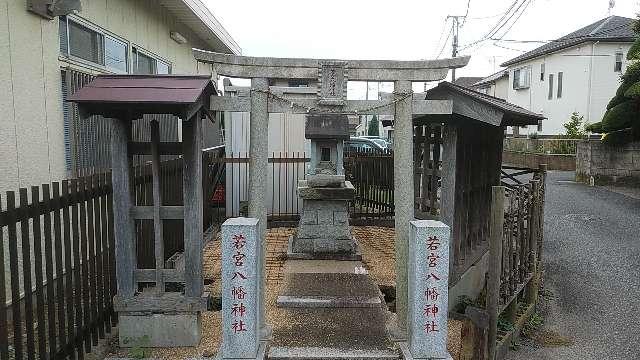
[440,124,460,276]
[393,80,413,332]
[110,117,136,299]
[183,112,204,297]
[249,77,270,337]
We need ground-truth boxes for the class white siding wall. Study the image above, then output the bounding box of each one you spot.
[0,0,218,194]
[505,42,630,135]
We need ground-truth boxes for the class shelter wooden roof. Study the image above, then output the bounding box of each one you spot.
[424,81,545,127]
[68,75,215,119]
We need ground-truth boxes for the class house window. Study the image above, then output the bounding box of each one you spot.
[105,36,128,72]
[68,20,104,65]
[615,52,623,72]
[512,66,530,90]
[60,16,128,73]
[548,74,554,100]
[557,72,563,99]
[133,47,172,74]
[537,120,543,132]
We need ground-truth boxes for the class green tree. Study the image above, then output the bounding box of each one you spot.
[368,115,380,136]
[563,112,586,138]
[586,15,640,144]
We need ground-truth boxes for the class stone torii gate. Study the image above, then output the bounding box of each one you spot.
[194,49,470,333]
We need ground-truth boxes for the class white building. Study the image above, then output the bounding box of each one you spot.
[476,16,635,135]
[0,0,239,193]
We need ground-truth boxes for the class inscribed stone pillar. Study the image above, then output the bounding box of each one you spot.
[248,77,269,334]
[221,218,260,359]
[408,220,452,360]
[394,80,413,331]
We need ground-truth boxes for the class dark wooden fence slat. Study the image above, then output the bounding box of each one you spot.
[19,188,36,360]
[70,179,85,360]
[30,186,47,359]
[42,184,57,360]
[92,175,106,339]
[77,178,91,353]
[0,194,9,360]
[106,176,117,327]
[7,191,24,360]
[61,180,76,359]
[52,182,67,356]
[99,174,111,334]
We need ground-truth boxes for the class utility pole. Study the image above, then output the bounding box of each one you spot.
[448,15,462,82]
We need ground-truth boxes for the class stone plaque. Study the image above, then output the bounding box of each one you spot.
[318,61,347,106]
[221,217,259,359]
[408,220,452,359]
[305,114,350,139]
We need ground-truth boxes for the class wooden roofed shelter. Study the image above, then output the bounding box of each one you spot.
[421,82,545,285]
[68,74,216,347]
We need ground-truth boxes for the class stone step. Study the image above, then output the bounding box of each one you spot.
[267,346,400,360]
[276,295,382,308]
[280,273,382,299]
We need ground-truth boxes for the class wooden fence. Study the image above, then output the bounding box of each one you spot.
[487,166,546,360]
[0,147,226,360]
[0,174,116,360]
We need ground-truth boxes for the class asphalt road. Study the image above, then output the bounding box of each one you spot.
[506,171,640,360]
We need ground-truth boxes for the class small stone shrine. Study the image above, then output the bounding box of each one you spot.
[289,114,358,259]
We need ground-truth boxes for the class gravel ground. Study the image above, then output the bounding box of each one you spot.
[108,226,464,359]
[505,171,640,360]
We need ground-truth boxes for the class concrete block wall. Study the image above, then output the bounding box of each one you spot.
[576,140,640,184]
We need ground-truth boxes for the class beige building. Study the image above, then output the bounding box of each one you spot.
[0,0,240,193]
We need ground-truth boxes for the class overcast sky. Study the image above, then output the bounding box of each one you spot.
[205,0,639,90]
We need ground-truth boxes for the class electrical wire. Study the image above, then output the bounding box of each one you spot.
[494,0,534,40]
[433,17,451,58]
[436,25,454,59]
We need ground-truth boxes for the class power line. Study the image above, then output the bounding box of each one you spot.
[433,18,451,58]
[456,0,520,51]
[436,24,454,59]
[494,0,533,40]
[461,0,472,25]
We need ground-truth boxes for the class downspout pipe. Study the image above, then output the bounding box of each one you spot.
[587,41,599,123]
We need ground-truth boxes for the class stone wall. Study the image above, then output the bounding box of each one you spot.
[502,151,576,171]
[576,140,640,184]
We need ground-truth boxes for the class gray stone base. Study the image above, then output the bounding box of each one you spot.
[397,341,453,360]
[287,236,362,261]
[118,313,201,347]
[215,340,267,360]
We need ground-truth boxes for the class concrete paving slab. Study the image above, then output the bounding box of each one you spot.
[268,346,399,359]
[270,307,396,351]
[281,273,381,298]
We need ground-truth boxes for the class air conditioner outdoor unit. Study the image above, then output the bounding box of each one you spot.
[28,0,82,19]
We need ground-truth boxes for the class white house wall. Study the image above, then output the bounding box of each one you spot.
[0,0,218,194]
[505,42,630,135]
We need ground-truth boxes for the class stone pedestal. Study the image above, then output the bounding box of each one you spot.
[119,313,201,347]
[289,180,358,258]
